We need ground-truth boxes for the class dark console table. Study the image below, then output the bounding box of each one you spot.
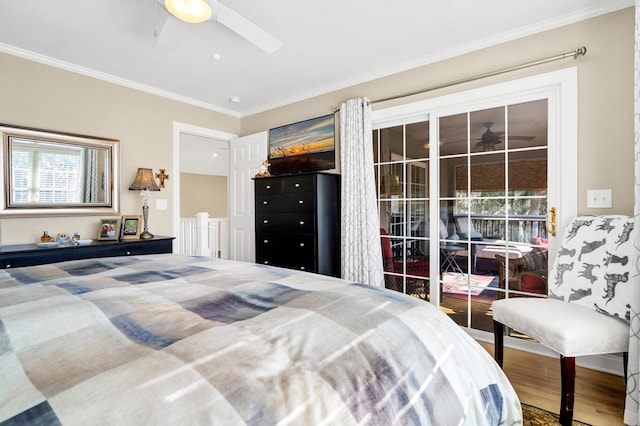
[0,236,174,269]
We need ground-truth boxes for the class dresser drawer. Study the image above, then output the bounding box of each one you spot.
[282,175,315,193]
[256,257,316,273]
[256,192,315,213]
[256,233,315,249]
[255,234,316,272]
[256,234,315,258]
[255,175,316,195]
[255,179,284,194]
[256,214,315,232]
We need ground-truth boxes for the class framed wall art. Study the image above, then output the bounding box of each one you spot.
[268,113,336,175]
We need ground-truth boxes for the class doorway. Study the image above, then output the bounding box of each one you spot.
[171,122,237,254]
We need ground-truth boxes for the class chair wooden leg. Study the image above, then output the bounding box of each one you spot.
[559,355,575,426]
[623,351,628,385]
[493,320,504,368]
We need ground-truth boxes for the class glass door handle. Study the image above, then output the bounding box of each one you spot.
[546,207,556,237]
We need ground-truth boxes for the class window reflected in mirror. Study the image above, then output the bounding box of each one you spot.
[1,124,120,216]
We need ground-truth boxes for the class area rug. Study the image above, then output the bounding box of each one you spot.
[442,272,498,304]
[522,403,591,426]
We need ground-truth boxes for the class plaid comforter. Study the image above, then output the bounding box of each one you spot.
[0,254,521,425]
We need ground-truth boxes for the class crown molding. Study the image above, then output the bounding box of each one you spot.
[0,42,241,118]
[240,0,634,117]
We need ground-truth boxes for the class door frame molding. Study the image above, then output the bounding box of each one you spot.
[171,121,237,253]
[371,67,584,364]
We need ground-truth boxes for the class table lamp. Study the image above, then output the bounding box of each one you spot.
[129,168,160,239]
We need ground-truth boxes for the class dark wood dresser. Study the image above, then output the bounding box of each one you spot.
[0,236,174,269]
[254,172,340,277]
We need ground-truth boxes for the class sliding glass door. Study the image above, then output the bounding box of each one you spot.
[372,69,577,335]
[375,121,431,299]
[437,100,549,332]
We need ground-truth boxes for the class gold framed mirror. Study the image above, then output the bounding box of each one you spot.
[0,123,120,216]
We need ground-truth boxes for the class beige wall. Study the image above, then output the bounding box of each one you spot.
[0,52,239,245]
[242,8,635,217]
[180,173,228,218]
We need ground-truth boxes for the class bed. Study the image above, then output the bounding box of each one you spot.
[0,254,521,425]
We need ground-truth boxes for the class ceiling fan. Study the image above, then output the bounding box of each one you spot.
[475,122,535,151]
[158,0,282,53]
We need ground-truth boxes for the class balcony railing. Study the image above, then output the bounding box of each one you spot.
[465,214,547,244]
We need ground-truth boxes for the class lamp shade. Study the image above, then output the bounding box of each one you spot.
[165,0,212,24]
[129,168,160,191]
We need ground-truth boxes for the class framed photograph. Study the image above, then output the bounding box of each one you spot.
[120,215,141,240]
[97,218,121,241]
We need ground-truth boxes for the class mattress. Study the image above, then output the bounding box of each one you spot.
[0,254,521,425]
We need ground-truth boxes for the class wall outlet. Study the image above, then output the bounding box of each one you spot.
[586,189,612,209]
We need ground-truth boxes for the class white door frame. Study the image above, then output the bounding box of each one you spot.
[171,121,238,253]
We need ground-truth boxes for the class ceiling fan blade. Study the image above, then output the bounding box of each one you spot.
[153,8,171,44]
[509,135,536,141]
[215,2,282,53]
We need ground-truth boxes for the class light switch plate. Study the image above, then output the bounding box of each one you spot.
[156,199,168,210]
[587,189,612,208]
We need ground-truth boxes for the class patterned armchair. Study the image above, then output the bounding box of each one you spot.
[492,215,634,425]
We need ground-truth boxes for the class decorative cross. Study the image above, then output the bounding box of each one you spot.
[155,168,169,188]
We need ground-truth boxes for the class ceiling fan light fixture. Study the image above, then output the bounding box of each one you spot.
[476,140,500,152]
[165,0,212,23]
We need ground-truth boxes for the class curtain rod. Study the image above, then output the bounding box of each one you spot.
[367,46,587,106]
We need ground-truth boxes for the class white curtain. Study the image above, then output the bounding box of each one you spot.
[339,98,384,287]
[80,148,99,203]
[627,2,640,424]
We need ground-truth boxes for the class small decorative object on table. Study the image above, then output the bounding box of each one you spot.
[56,233,72,247]
[255,159,271,178]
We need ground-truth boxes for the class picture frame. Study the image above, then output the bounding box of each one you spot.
[120,215,142,240]
[97,218,121,241]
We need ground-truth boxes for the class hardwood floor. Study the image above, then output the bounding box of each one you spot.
[412,291,626,423]
[477,341,626,425]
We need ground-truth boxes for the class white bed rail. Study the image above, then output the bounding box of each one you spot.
[179,213,228,259]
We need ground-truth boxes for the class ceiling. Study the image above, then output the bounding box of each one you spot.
[0,0,632,117]
[180,133,228,176]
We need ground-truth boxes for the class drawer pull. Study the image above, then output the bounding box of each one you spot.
[263,260,270,265]
[298,200,304,204]
[299,242,305,247]
[300,266,306,271]
[263,200,268,205]
[126,251,131,255]
[299,220,305,225]
[263,239,269,244]
[6,264,10,268]
[263,219,269,224]
[266,185,272,189]
[295,183,300,187]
